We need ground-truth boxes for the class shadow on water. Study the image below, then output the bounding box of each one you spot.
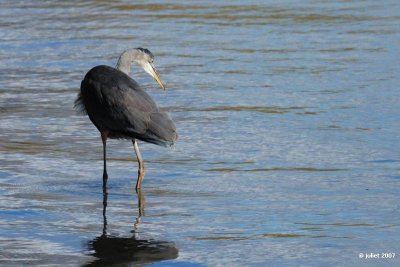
[83,190,178,267]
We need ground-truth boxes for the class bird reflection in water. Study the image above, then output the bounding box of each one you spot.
[83,190,178,266]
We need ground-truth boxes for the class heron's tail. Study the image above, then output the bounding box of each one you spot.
[74,91,88,115]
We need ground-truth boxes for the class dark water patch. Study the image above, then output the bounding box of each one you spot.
[295,222,377,227]
[172,106,307,114]
[292,14,400,23]
[192,236,248,241]
[0,139,61,155]
[192,233,351,241]
[296,111,321,115]
[368,159,400,164]
[319,47,356,53]
[206,167,346,172]
[346,30,399,35]
[150,212,194,218]
[299,227,324,231]
[142,13,400,24]
[222,48,298,54]
[223,70,252,75]
[375,224,399,229]
[328,124,341,129]
[6,192,68,201]
[209,161,255,165]
[318,125,373,132]
[148,158,204,165]
[109,3,206,12]
[259,233,351,239]
[148,188,215,198]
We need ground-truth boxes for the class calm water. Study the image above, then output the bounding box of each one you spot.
[1,1,400,266]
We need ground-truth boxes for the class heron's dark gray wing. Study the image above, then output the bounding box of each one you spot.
[80,78,155,135]
[139,112,177,146]
[78,65,177,146]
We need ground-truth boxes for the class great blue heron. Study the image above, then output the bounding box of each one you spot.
[75,48,177,191]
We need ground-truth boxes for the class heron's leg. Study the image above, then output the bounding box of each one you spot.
[133,190,145,238]
[132,139,145,191]
[101,131,108,190]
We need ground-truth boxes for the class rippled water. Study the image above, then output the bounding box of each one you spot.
[1,1,400,266]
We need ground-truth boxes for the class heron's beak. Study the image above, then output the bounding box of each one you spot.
[145,62,165,90]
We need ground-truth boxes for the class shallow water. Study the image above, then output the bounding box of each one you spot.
[1,1,400,266]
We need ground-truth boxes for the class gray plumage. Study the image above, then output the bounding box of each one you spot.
[75,65,177,147]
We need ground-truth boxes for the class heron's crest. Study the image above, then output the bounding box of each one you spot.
[136,47,154,60]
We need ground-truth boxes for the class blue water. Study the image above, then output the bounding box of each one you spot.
[1,1,400,266]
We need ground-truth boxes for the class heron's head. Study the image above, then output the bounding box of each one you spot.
[117,48,165,90]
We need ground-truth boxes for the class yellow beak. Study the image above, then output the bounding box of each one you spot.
[146,62,165,90]
[152,67,165,90]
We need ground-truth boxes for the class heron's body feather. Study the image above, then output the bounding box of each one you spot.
[75,65,177,147]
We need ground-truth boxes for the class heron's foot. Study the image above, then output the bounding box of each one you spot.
[135,167,146,191]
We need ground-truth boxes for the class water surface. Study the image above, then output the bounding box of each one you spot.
[1,1,400,266]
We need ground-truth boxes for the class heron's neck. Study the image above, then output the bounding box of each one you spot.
[116,49,141,75]
[116,56,131,75]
